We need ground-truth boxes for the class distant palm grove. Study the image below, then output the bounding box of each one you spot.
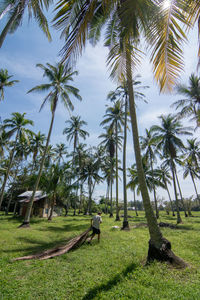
[1,0,200,266]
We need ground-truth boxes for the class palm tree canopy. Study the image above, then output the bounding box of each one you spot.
[0,69,19,100]
[172,73,200,125]
[0,0,53,48]
[28,63,82,114]
[2,112,34,141]
[53,0,191,91]
[63,115,89,149]
[151,114,192,159]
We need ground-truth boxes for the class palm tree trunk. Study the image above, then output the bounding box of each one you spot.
[164,179,175,216]
[170,163,182,224]
[133,188,138,216]
[122,96,129,229]
[110,164,113,217]
[190,173,200,205]
[126,50,162,248]
[0,131,19,210]
[125,51,187,265]
[105,181,109,214]
[115,120,120,221]
[88,176,92,215]
[150,155,159,219]
[48,193,56,221]
[175,170,188,217]
[20,111,56,227]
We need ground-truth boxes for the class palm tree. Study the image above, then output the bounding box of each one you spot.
[140,128,160,219]
[151,114,192,223]
[63,115,89,163]
[0,112,34,210]
[127,165,138,216]
[101,100,124,221]
[159,165,175,216]
[53,0,191,265]
[172,74,200,126]
[183,158,200,205]
[0,0,52,48]
[30,131,46,172]
[79,151,102,215]
[99,126,117,217]
[53,143,68,166]
[20,63,82,227]
[0,69,19,101]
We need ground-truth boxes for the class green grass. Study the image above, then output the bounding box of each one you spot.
[1,211,200,299]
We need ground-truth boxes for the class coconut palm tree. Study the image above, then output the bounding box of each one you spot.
[159,164,175,216]
[0,69,19,101]
[151,114,192,223]
[19,63,82,227]
[101,100,124,221]
[63,115,89,163]
[140,128,160,219]
[30,131,46,172]
[53,143,68,166]
[0,112,34,210]
[53,0,191,265]
[79,151,102,215]
[172,74,200,126]
[0,0,52,48]
[183,158,200,205]
[99,126,118,217]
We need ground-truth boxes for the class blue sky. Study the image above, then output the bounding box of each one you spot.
[1,8,200,204]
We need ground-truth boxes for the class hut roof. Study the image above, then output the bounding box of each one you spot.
[18,191,47,203]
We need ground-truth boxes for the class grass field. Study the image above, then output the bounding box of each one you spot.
[1,211,200,300]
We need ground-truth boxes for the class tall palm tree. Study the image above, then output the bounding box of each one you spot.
[0,69,19,101]
[140,128,160,219]
[172,74,200,126]
[99,126,118,217]
[79,151,102,215]
[151,114,192,223]
[183,158,200,205]
[53,143,68,166]
[30,131,46,172]
[53,0,191,265]
[159,164,175,216]
[101,100,124,221]
[20,63,82,227]
[0,112,33,210]
[0,0,52,48]
[63,115,89,163]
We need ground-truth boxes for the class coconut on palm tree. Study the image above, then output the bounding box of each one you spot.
[19,62,82,227]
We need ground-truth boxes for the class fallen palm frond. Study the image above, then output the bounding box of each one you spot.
[13,228,91,261]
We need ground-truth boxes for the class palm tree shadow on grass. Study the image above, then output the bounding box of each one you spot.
[82,262,137,300]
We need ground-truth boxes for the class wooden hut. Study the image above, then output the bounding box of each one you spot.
[18,191,50,218]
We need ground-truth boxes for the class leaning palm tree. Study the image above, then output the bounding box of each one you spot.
[0,0,52,48]
[53,0,191,265]
[0,69,19,101]
[0,112,34,210]
[19,63,82,227]
[151,114,192,223]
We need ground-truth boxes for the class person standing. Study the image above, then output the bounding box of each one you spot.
[89,212,102,243]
